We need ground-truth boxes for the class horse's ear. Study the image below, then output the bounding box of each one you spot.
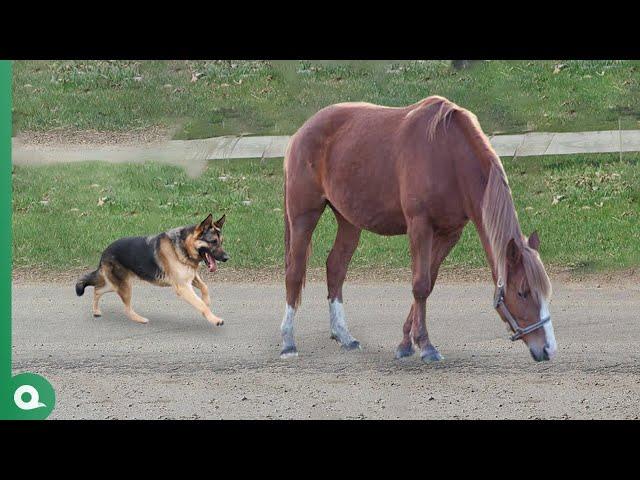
[506,238,522,267]
[214,214,226,230]
[196,214,213,233]
[528,231,540,251]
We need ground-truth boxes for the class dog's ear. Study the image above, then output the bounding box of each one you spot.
[214,214,226,230]
[196,214,213,234]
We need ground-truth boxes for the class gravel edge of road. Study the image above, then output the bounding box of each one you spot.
[12,265,639,287]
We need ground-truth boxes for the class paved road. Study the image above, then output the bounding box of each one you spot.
[12,280,640,419]
[13,129,640,169]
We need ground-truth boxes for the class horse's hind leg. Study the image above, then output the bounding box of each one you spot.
[326,208,362,350]
[281,205,325,358]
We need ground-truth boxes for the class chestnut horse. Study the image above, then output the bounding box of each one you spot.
[281,96,556,362]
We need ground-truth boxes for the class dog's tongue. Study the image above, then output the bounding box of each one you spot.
[205,253,217,273]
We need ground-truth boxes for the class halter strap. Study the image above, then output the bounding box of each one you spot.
[494,278,550,341]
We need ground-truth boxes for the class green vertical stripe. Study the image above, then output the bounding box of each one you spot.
[0,60,11,381]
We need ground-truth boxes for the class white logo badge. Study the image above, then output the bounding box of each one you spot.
[14,384,46,410]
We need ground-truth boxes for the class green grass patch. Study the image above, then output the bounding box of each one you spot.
[12,153,640,273]
[13,60,640,139]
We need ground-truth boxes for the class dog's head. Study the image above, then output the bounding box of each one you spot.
[190,214,229,272]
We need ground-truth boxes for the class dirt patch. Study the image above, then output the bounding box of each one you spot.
[14,126,172,147]
[12,280,640,419]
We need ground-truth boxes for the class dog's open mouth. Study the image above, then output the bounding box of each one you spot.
[200,249,217,273]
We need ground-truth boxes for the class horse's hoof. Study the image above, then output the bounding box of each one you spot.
[280,346,298,359]
[342,340,361,351]
[395,344,415,359]
[331,332,361,351]
[420,346,443,363]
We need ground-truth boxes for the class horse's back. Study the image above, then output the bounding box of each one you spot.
[288,101,410,171]
[285,97,463,235]
[290,96,450,164]
[285,103,409,233]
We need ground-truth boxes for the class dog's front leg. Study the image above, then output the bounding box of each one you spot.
[192,273,211,307]
[175,283,224,326]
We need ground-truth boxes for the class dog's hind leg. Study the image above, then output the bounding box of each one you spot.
[103,262,149,324]
[116,277,149,324]
[175,283,224,326]
[192,273,210,307]
[92,271,112,317]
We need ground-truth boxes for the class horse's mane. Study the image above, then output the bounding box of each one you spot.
[424,96,461,141]
[481,165,551,299]
[431,101,553,301]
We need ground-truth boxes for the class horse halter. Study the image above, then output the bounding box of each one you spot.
[493,278,550,341]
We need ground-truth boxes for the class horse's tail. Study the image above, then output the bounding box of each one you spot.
[75,268,100,296]
[283,135,294,275]
[283,135,310,308]
[284,170,291,273]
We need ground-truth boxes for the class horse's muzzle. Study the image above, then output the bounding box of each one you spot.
[530,344,556,362]
[530,348,549,362]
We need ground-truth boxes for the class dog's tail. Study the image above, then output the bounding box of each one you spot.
[75,269,100,296]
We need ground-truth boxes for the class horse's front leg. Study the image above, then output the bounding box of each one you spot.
[406,218,442,362]
[395,304,416,358]
[396,228,463,360]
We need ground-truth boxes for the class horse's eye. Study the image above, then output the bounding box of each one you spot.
[518,290,529,299]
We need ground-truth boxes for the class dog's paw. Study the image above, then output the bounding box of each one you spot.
[210,317,224,326]
[129,314,149,324]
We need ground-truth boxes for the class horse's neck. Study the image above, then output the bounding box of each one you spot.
[460,156,514,285]
[468,180,499,284]
[451,109,523,285]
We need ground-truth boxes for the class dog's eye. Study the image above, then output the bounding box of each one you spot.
[211,239,218,246]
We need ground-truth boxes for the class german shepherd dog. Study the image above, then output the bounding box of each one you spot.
[75,214,229,325]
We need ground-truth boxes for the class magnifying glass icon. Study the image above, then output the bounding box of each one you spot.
[14,384,47,410]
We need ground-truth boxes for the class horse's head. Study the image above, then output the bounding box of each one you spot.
[496,232,556,362]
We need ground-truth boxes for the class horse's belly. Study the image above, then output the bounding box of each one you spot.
[365,220,407,236]
[328,195,407,236]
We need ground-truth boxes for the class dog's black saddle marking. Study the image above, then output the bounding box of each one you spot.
[101,235,163,283]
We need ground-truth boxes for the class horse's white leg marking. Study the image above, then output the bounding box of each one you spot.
[280,304,298,358]
[540,300,557,359]
[329,299,360,349]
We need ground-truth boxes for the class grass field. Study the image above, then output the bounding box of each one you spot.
[12,152,640,274]
[13,60,640,139]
